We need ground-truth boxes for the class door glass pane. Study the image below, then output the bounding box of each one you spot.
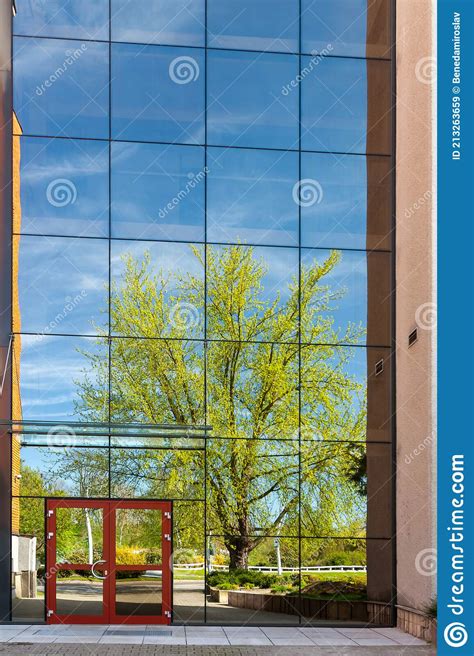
[56,507,104,564]
[115,508,164,617]
[115,509,162,565]
[56,570,104,616]
[12,498,45,622]
[115,574,163,617]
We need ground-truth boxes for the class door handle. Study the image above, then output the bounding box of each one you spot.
[91,559,107,580]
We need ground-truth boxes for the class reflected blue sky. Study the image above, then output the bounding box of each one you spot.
[207,0,299,53]
[207,50,299,149]
[111,0,205,46]
[112,44,205,144]
[302,0,390,58]
[112,142,205,242]
[207,147,298,246]
[16,235,108,335]
[19,137,109,237]
[16,335,108,421]
[302,56,367,153]
[14,0,109,40]
[301,153,368,249]
[14,37,109,138]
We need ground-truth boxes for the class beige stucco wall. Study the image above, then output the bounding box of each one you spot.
[395,0,436,612]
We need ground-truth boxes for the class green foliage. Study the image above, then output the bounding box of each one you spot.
[208,569,298,590]
[42,244,369,568]
[321,550,366,566]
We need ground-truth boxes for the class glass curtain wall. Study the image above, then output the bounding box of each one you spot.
[11,0,393,625]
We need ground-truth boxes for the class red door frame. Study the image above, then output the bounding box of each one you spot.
[46,499,172,625]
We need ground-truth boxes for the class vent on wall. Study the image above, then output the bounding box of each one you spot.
[374,359,384,376]
[408,328,418,347]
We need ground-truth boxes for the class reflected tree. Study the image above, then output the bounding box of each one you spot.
[70,245,367,568]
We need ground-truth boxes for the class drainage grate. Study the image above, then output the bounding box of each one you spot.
[106,630,172,636]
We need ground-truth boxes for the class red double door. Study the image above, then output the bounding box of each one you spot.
[46,500,172,624]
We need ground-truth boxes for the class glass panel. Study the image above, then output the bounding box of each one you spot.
[111,142,205,242]
[56,570,104,616]
[206,537,299,624]
[300,538,367,623]
[207,440,299,538]
[18,137,109,238]
[111,240,204,339]
[110,449,204,499]
[301,346,392,443]
[115,509,162,565]
[207,0,299,53]
[207,147,298,246]
[14,37,109,139]
[111,436,204,449]
[301,0,391,58]
[112,44,205,144]
[207,50,299,149]
[173,501,205,624]
[300,442,367,537]
[301,58,391,155]
[110,339,205,425]
[12,498,45,622]
[115,574,162,617]
[19,433,109,448]
[14,235,108,335]
[300,249,391,346]
[14,0,109,40]
[56,507,104,564]
[300,538,393,624]
[206,245,299,342]
[19,447,109,497]
[13,336,109,422]
[111,0,205,46]
[300,153,392,251]
[207,342,299,440]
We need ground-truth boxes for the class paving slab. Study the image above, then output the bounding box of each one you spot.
[0,644,437,655]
